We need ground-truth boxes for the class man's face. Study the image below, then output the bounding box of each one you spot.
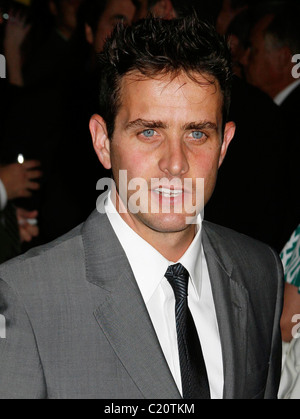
[59,0,83,32]
[95,71,235,239]
[244,15,280,95]
[93,0,136,53]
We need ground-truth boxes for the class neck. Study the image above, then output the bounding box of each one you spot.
[139,227,196,262]
[113,192,196,262]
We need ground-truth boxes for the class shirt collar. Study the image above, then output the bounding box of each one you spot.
[274,79,300,106]
[105,192,203,303]
[178,225,203,299]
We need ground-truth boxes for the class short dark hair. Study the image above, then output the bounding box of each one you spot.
[98,15,233,139]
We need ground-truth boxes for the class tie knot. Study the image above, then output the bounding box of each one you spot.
[165,263,190,301]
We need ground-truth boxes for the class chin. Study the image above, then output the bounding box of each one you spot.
[141,213,196,234]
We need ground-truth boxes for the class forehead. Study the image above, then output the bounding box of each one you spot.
[117,71,223,122]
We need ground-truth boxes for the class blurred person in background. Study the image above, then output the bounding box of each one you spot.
[0,160,41,263]
[0,0,86,245]
[0,1,43,258]
[242,0,300,247]
[280,224,300,344]
[243,0,300,102]
[2,0,83,87]
[216,0,249,35]
[226,8,253,79]
[38,0,136,243]
[49,0,82,40]
[279,224,300,399]
[84,0,136,55]
[241,1,300,398]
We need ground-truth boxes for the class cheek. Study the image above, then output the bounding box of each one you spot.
[250,52,262,70]
[192,151,220,198]
[111,147,150,182]
[192,148,220,179]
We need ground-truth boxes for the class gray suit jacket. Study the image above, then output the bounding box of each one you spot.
[0,201,283,399]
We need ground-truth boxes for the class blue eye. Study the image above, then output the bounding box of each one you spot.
[142,129,155,138]
[191,131,204,139]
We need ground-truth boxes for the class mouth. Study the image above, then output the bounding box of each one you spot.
[152,187,184,198]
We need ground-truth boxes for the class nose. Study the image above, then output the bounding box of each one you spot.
[158,139,189,177]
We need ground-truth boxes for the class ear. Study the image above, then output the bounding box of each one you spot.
[89,114,112,170]
[219,121,235,168]
[85,23,94,45]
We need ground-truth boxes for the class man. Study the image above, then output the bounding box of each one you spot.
[0,16,283,399]
[206,4,289,252]
[49,0,83,41]
[243,1,300,247]
[84,0,136,54]
[243,2,300,103]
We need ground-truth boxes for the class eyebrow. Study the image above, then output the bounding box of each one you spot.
[182,121,218,132]
[125,119,218,132]
[125,119,168,130]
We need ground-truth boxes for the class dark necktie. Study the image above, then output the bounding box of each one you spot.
[165,263,211,399]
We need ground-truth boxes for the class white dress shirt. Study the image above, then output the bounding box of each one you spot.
[105,193,224,398]
[274,79,300,106]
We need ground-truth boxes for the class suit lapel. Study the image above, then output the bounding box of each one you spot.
[94,274,181,399]
[82,204,180,399]
[202,222,249,399]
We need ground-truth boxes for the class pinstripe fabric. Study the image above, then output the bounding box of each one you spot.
[165,263,211,399]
